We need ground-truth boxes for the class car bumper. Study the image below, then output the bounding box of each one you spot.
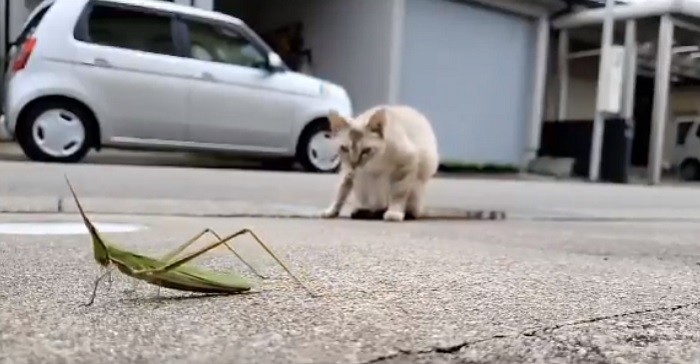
[0,114,13,141]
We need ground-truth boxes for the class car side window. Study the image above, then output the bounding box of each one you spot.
[185,19,267,69]
[676,122,693,146]
[82,3,177,57]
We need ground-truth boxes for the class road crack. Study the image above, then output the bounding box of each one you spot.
[361,300,700,364]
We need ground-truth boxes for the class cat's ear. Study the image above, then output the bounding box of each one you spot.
[367,108,387,138]
[328,110,349,135]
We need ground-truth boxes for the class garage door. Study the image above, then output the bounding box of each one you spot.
[399,0,537,166]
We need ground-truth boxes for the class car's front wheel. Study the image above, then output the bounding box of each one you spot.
[16,100,94,163]
[296,120,340,173]
[679,159,700,181]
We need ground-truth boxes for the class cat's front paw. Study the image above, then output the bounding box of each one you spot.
[383,210,405,222]
[321,207,340,219]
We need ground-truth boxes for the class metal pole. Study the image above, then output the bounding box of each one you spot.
[620,20,638,184]
[557,30,570,121]
[622,20,637,120]
[589,0,615,181]
[648,15,674,185]
[525,15,550,168]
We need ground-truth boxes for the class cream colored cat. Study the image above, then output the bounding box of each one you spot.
[321,105,439,222]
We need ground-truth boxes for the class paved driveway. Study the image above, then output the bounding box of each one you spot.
[3,146,700,363]
[1,211,700,363]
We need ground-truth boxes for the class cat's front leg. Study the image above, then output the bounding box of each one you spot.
[321,170,354,218]
[384,163,416,222]
[350,172,388,220]
[405,180,428,220]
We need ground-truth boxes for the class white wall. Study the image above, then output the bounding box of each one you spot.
[544,74,597,120]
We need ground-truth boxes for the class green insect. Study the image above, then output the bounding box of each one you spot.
[64,176,316,306]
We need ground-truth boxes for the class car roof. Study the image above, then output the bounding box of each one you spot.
[89,0,245,26]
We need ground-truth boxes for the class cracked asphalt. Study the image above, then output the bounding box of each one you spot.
[2,210,700,364]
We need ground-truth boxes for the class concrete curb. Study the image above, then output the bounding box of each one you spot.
[0,196,508,221]
[5,195,700,222]
[0,196,325,218]
[0,196,60,213]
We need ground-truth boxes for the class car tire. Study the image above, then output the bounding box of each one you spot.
[679,159,700,181]
[296,119,340,173]
[16,100,94,163]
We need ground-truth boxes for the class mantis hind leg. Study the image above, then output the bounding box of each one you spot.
[203,229,268,280]
[135,228,317,297]
[160,228,267,279]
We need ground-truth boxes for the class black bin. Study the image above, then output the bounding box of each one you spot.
[538,118,633,184]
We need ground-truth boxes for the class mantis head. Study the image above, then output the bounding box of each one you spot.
[64,175,111,267]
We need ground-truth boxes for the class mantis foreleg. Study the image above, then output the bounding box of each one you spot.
[134,229,316,297]
[106,269,114,292]
[159,228,267,279]
[83,265,117,307]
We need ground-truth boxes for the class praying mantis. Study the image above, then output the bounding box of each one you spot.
[64,175,316,306]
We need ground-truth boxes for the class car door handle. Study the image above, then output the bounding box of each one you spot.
[92,57,111,68]
[199,71,216,81]
[81,57,111,68]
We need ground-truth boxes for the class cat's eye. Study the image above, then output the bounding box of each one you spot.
[360,148,371,156]
[339,145,349,153]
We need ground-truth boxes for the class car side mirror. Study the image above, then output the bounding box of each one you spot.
[267,52,285,72]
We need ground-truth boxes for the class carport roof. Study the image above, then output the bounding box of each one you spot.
[553,0,700,28]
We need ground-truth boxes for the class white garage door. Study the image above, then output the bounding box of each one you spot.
[399,0,537,166]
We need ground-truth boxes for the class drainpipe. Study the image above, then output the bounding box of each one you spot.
[3,0,8,54]
[588,0,615,182]
[557,29,569,120]
[648,15,674,185]
[1,0,10,115]
[388,0,406,105]
[524,15,551,170]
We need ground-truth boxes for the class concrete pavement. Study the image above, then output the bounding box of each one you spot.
[4,149,700,363]
[1,213,700,363]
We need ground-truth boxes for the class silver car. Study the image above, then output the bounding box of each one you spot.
[1,0,353,172]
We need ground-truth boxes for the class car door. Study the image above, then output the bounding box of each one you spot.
[177,16,297,152]
[71,1,190,143]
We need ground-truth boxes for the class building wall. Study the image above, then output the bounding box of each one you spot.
[544,56,700,167]
[544,74,598,121]
[398,0,538,166]
[213,0,257,23]
[3,0,42,52]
